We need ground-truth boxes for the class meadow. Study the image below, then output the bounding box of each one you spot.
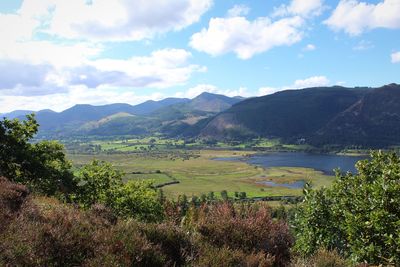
[68,146,334,199]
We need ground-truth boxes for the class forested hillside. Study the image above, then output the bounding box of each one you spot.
[199,84,400,147]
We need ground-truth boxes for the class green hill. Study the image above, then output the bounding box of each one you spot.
[4,92,242,138]
[199,86,370,141]
[313,83,400,147]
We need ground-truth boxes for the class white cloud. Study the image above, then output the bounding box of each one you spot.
[304,44,316,51]
[44,0,212,41]
[190,16,304,59]
[0,61,51,89]
[258,76,331,96]
[0,48,205,100]
[325,0,400,35]
[391,51,400,63]
[0,0,209,99]
[0,86,167,112]
[0,1,211,113]
[89,49,204,88]
[1,0,213,43]
[258,87,281,96]
[292,76,330,88]
[227,4,250,17]
[0,0,211,42]
[273,0,324,17]
[178,84,218,98]
[0,40,102,68]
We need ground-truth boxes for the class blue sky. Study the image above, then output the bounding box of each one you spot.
[0,0,399,112]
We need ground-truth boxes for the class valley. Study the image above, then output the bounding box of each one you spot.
[63,136,366,200]
[6,84,399,201]
[67,147,334,200]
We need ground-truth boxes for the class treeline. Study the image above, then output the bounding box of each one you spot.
[1,115,399,266]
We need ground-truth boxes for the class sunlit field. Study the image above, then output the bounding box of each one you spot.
[68,149,333,199]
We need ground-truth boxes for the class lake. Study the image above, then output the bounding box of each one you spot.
[214,152,368,188]
[215,152,367,175]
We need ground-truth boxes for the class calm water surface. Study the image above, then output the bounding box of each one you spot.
[214,152,368,188]
[215,152,368,175]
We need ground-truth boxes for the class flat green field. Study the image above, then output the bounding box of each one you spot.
[68,149,334,199]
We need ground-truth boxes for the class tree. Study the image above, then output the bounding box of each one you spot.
[73,160,123,208]
[110,180,163,222]
[238,192,247,199]
[0,115,74,195]
[294,151,400,265]
[220,190,228,201]
[74,160,163,222]
[207,191,215,201]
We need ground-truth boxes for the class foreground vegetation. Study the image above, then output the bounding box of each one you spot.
[0,177,294,266]
[1,115,400,266]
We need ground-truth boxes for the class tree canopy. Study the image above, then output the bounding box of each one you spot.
[0,115,74,195]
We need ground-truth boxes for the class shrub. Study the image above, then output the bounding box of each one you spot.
[195,202,293,266]
[0,191,165,267]
[139,222,195,265]
[0,176,29,233]
[109,180,164,222]
[73,160,163,222]
[195,245,274,267]
[73,160,123,208]
[293,184,344,256]
[88,221,166,267]
[291,248,349,267]
[0,198,104,266]
[294,151,400,265]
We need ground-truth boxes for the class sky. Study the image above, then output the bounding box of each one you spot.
[0,0,399,113]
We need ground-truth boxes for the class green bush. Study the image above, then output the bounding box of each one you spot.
[73,160,123,208]
[294,151,400,265]
[110,180,163,222]
[74,160,163,222]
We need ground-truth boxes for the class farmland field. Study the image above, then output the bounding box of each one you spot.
[68,148,334,199]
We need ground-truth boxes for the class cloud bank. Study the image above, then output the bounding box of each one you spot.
[325,0,400,35]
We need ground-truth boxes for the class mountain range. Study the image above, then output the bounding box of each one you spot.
[3,84,400,147]
[2,92,242,138]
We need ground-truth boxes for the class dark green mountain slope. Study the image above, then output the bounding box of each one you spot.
[151,92,243,120]
[199,86,371,141]
[77,92,243,137]
[128,97,190,115]
[21,98,189,135]
[78,113,155,136]
[314,83,400,147]
[35,103,141,132]
[188,92,243,112]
